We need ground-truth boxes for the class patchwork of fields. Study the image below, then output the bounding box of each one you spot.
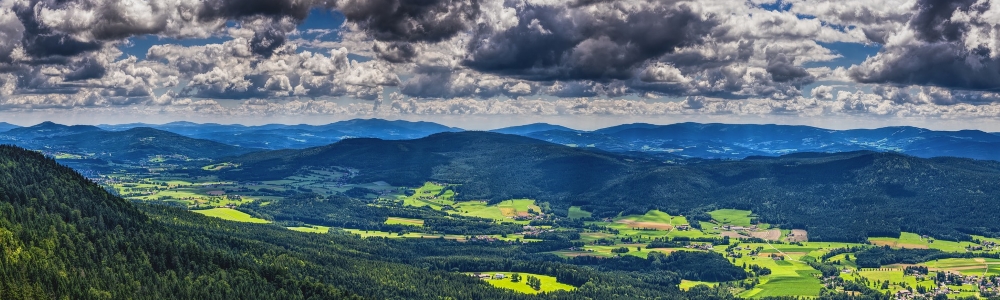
[104,170,1000,298]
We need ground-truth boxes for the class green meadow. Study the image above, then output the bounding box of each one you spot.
[869,232,986,252]
[288,225,332,233]
[193,208,270,223]
[709,209,755,226]
[679,280,718,290]
[468,272,576,294]
[568,206,592,219]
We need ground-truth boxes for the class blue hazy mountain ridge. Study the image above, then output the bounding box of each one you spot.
[7,119,1000,161]
[0,124,258,162]
[520,122,1000,161]
[95,118,464,149]
[1,121,103,139]
[489,123,579,135]
[0,122,20,132]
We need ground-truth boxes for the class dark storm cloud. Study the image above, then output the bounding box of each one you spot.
[373,42,417,63]
[197,0,325,22]
[462,2,717,81]
[9,0,332,61]
[766,53,812,83]
[850,0,1000,91]
[250,25,288,58]
[14,2,101,59]
[908,0,980,43]
[64,57,108,81]
[336,0,480,43]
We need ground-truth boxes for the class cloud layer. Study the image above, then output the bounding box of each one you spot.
[4,0,1000,122]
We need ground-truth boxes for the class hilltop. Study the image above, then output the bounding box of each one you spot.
[40,127,260,161]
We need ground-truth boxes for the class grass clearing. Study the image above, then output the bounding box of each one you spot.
[708,209,755,227]
[568,206,592,219]
[193,208,270,223]
[288,225,331,233]
[745,274,822,298]
[385,217,425,226]
[469,272,575,294]
[343,229,427,238]
[868,232,986,252]
[679,280,718,290]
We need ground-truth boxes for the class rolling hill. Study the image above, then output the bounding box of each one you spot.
[0,122,20,132]
[491,123,580,135]
[513,122,1000,161]
[221,131,1000,243]
[39,127,260,162]
[0,121,103,140]
[97,119,464,149]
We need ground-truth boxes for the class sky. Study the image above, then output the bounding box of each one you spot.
[3,0,1000,131]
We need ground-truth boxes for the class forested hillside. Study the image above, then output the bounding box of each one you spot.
[40,127,260,161]
[223,132,1000,243]
[0,145,739,299]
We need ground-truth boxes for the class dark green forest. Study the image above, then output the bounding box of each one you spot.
[0,145,753,299]
[220,132,1000,242]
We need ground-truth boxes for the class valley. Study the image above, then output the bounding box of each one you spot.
[7,121,1000,299]
[97,159,1000,298]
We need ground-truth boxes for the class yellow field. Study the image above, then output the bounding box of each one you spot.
[288,226,331,233]
[385,217,425,226]
[193,208,270,223]
[469,272,575,294]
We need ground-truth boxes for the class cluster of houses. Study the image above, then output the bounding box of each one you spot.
[471,273,506,280]
[467,235,501,242]
[685,243,714,251]
[892,280,997,300]
[521,225,552,236]
[967,240,998,251]
[512,213,546,221]
[825,269,1000,300]
[714,224,759,231]
[725,245,765,258]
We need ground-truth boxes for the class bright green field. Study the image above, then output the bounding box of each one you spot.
[568,206,592,219]
[451,199,539,222]
[400,182,455,209]
[923,258,1000,276]
[842,270,943,294]
[399,182,541,223]
[193,208,270,223]
[742,274,821,298]
[288,225,331,233]
[385,217,425,226]
[708,209,755,227]
[869,232,987,252]
[679,280,718,290]
[469,272,575,294]
[717,243,823,298]
[630,210,673,223]
[344,229,427,238]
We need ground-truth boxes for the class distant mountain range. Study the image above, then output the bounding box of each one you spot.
[0,122,257,162]
[518,122,1000,161]
[5,119,1000,162]
[96,119,463,149]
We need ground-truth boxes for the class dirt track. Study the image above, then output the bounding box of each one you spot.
[786,229,808,242]
[749,229,782,241]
